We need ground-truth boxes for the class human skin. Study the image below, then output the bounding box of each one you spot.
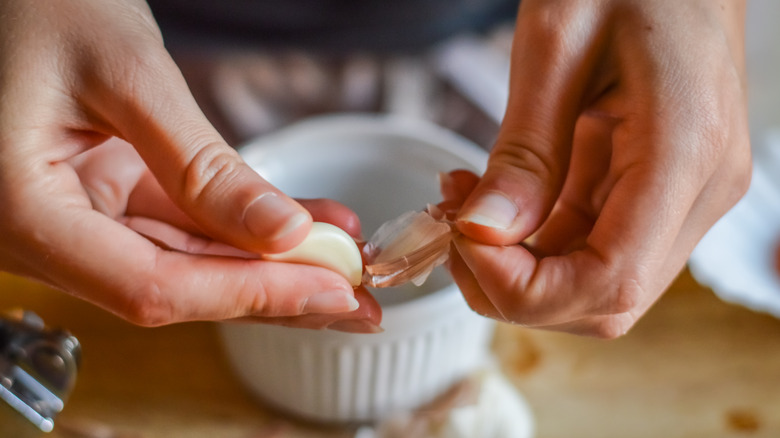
[0,0,751,338]
[445,0,752,337]
[0,0,380,332]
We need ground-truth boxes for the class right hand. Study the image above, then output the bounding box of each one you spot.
[442,0,750,337]
[0,0,379,332]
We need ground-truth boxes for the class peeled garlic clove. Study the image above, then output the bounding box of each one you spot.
[263,222,363,286]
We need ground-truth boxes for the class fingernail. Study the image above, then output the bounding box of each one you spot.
[244,192,309,240]
[458,190,518,230]
[303,291,360,314]
[270,211,310,241]
[327,319,384,334]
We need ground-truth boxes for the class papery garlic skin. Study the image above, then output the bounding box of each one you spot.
[438,371,534,438]
[371,370,534,438]
[363,210,453,288]
[264,222,363,286]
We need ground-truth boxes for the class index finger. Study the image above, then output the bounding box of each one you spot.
[22,204,359,326]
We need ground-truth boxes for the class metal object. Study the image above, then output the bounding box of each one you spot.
[0,310,80,437]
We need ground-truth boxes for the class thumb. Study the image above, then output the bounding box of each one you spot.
[455,3,598,245]
[84,38,310,254]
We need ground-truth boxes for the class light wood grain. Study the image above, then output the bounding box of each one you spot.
[1,269,779,438]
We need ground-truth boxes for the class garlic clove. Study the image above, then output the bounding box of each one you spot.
[264,222,363,286]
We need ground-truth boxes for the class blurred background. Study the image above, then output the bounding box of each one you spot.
[157,5,515,152]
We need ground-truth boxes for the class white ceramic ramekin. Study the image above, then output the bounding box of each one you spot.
[218,114,495,423]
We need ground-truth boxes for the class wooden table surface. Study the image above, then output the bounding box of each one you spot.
[2,268,780,438]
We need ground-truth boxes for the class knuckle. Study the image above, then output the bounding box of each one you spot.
[607,279,643,315]
[518,3,571,54]
[228,268,276,317]
[246,283,271,316]
[464,297,501,321]
[582,249,644,316]
[121,280,175,327]
[181,144,243,206]
[491,134,562,185]
[517,1,594,65]
[590,314,635,340]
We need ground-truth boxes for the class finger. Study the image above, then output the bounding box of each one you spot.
[452,235,622,326]
[240,287,384,334]
[72,137,205,236]
[127,171,201,234]
[124,197,362,260]
[79,32,311,255]
[122,216,256,258]
[70,137,148,218]
[439,170,480,204]
[447,247,505,321]
[527,112,616,256]
[451,234,645,338]
[124,167,363,241]
[11,195,358,325]
[437,170,481,218]
[455,3,608,245]
[533,312,638,339]
[450,237,636,338]
[125,199,364,262]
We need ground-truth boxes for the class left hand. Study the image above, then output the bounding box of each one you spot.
[72,138,381,333]
[0,0,372,330]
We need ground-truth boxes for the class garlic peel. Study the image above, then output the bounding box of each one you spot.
[264,222,363,286]
[363,210,453,288]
